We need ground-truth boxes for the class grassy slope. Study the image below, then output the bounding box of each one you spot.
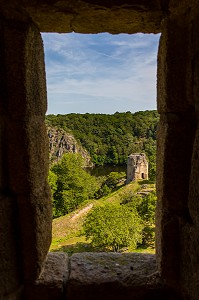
[50,180,155,254]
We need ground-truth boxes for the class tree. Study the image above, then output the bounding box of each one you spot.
[143,138,156,181]
[94,172,126,198]
[83,203,143,252]
[136,191,157,248]
[105,171,125,189]
[51,153,99,217]
[48,170,57,194]
[120,190,157,248]
[48,170,58,217]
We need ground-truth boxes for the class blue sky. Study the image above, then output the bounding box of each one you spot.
[42,33,160,115]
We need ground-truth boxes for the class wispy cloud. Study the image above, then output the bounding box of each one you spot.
[42,32,160,114]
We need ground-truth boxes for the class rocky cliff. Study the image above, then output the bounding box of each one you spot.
[47,126,93,167]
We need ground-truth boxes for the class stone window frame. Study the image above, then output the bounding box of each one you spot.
[1,1,198,299]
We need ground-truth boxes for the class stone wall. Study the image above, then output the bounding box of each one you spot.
[0,0,199,299]
[0,19,52,298]
[156,3,199,299]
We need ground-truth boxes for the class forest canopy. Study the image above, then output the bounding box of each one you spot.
[46,110,159,180]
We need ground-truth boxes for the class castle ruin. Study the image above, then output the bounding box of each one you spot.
[126,153,148,183]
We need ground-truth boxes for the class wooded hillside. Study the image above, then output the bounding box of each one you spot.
[46,110,159,180]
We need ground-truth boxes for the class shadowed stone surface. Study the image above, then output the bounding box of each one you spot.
[157,14,194,113]
[68,253,180,300]
[27,252,69,300]
[180,125,199,299]
[3,286,24,300]
[156,2,198,294]
[0,197,22,298]
[0,0,164,33]
[1,20,52,286]
[156,112,196,288]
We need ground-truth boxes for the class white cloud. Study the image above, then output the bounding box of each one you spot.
[42,32,160,114]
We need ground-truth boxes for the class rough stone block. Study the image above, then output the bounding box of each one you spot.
[193,16,199,113]
[3,286,24,300]
[179,126,199,298]
[3,21,47,117]
[181,224,199,300]
[0,118,9,190]
[0,196,22,297]
[156,113,196,211]
[68,253,180,300]
[4,116,52,282]
[188,126,199,224]
[169,0,199,12]
[156,113,196,286]
[157,14,194,113]
[0,20,52,283]
[16,187,52,283]
[156,208,181,288]
[71,7,162,34]
[7,118,49,194]
[1,0,164,33]
[27,252,69,300]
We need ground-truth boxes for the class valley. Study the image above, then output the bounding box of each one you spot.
[47,110,158,255]
[50,180,156,255]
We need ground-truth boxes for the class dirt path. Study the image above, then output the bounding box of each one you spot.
[70,203,93,222]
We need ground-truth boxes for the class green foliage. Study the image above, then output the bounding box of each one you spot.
[83,203,143,252]
[48,170,58,217]
[96,184,112,198]
[50,153,99,218]
[120,190,157,248]
[94,171,126,198]
[105,172,125,188]
[143,138,156,181]
[48,170,58,194]
[137,191,157,248]
[137,191,156,224]
[46,111,159,177]
[120,191,143,207]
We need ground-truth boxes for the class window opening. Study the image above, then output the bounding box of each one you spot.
[42,32,160,255]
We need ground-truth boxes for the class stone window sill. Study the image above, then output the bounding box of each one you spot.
[28,252,181,300]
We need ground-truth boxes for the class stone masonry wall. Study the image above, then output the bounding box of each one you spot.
[156,1,199,299]
[0,18,52,298]
[1,0,199,300]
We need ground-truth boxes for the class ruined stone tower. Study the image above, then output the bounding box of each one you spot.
[127,153,148,183]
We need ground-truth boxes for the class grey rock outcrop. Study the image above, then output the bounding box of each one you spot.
[47,127,93,167]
